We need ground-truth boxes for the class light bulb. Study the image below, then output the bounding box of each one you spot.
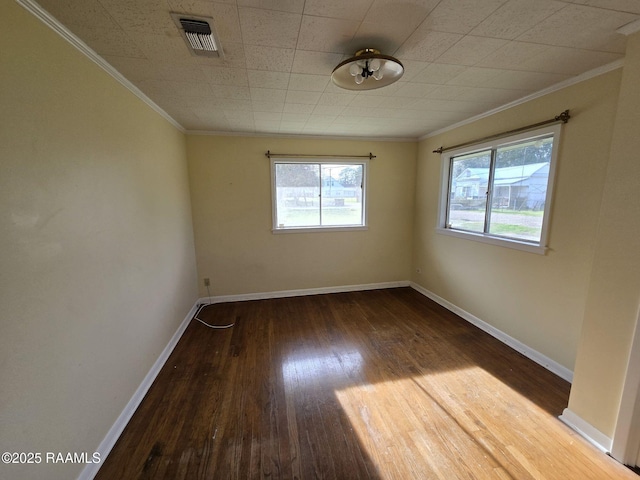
[369,58,381,71]
[373,69,383,80]
[355,73,364,85]
[349,62,360,76]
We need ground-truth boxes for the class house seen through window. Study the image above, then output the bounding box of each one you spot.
[271,160,367,231]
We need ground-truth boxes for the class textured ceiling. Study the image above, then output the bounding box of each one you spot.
[34,0,639,139]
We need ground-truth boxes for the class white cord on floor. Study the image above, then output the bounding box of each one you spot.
[194,304,235,329]
[193,284,235,329]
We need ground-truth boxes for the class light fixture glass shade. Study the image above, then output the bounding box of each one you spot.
[331,48,403,91]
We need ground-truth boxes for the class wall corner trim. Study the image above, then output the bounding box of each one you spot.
[409,282,574,383]
[76,301,200,480]
[559,408,613,453]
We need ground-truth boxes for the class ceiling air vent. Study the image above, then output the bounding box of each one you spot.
[171,13,223,58]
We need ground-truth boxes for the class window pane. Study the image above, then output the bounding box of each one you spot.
[487,136,553,242]
[447,151,491,233]
[275,163,320,227]
[320,164,363,226]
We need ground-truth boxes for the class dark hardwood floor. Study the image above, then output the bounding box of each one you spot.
[95,287,635,479]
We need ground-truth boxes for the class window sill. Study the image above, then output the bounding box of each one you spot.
[272,226,368,234]
[435,227,548,255]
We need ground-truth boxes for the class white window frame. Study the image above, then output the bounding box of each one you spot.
[436,124,562,254]
[270,158,369,234]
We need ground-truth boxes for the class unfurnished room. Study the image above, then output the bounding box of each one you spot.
[2,0,640,478]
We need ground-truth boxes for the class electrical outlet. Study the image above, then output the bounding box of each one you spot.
[204,278,210,286]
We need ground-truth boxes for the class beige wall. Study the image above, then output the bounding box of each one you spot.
[187,135,416,296]
[413,69,622,372]
[569,31,640,437]
[4,0,639,475]
[0,2,197,479]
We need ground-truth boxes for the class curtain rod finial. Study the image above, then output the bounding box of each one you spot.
[433,146,444,154]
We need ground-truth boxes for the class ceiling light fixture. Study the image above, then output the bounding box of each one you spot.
[331,49,404,91]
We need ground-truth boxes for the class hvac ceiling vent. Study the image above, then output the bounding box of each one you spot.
[171,13,223,58]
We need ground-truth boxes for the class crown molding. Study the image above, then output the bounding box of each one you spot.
[14,0,629,144]
[16,0,185,133]
[617,18,640,36]
[419,59,625,142]
[14,0,416,142]
[185,129,419,142]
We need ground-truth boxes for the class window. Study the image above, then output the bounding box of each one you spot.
[271,159,367,232]
[437,124,561,254]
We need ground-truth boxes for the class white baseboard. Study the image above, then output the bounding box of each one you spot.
[79,281,406,479]
[410,283,611,455]
[409,282,574,383]
[82,280,578,479]
[197,281,411,305]
[77,301,200,480]
[560,408,612,453]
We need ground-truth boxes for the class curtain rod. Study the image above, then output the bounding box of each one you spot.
[265,151,376,160]
[432,110,570,154]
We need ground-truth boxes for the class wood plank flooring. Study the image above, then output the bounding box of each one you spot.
[95,288,636,479]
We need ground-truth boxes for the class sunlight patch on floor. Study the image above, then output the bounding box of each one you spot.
[281,349,364,388]
[333,367,565,480]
